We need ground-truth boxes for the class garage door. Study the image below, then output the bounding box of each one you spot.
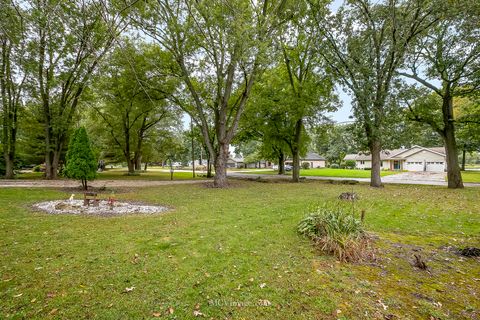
[405,161,424,171]
[426,161,445,172]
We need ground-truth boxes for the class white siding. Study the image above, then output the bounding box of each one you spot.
[356,160,371,169]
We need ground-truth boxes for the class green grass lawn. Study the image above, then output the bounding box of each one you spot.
[462,170,480,183]
[97,168,203,180]
[1,181,479,319]
[12,167,202,181]
[243,168,399,178]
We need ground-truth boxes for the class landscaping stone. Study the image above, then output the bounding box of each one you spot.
[33,200,167,216]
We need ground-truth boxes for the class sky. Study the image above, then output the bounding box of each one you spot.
[328,88,354,123]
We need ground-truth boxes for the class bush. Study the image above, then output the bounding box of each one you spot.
[329,163,340,169]
[345,160,356,169]
[33,164,44,172]
[297,205,370,262]
[301,162,310,169]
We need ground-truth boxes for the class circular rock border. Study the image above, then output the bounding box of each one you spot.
[32,200,167,216]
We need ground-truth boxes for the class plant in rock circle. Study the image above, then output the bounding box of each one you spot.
[64,127,97,190]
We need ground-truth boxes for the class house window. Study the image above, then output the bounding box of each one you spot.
[381,161,383,167]
[360,160,365,165]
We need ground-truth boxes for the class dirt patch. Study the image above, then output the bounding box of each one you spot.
[458,247,480,257]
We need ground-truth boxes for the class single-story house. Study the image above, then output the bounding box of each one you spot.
[285,152,327,168]
[227,156,272,169]
[343,145,446,172]
[227,157,244,168]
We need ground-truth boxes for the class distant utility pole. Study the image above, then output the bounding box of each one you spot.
[191,116,196,178]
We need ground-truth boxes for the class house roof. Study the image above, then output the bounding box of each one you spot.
[228,157,244,163]
[286,152,326,161]
[344,146,446,161]
[303,152,326,161]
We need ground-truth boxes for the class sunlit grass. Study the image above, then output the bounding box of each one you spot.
[461,170,480,183]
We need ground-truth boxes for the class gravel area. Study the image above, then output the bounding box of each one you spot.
[32,200,167,216]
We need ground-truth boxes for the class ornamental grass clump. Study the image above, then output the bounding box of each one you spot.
[298,205,371,262]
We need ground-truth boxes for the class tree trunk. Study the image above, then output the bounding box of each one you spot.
[442,94,463,188]
[292,149,300,182]
[443,128,463,188]
[127,159,135,174]
[206,157,212,178]
[369,139,383,188]
[144,162,148,171]
[4,154,14,178]
[52,149,61,179]
[134,153,142,171]
[213,142,229,187]
[44,123,53,179]
[461,146,466,171]
[291,119,303,183]
[278,152,285,175]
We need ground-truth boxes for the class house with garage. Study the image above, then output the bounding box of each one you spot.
[285,152,327,169]
[343,146,446,172]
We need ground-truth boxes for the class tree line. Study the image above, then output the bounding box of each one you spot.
[1,0,479,188]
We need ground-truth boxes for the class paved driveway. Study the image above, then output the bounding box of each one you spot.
[382,171,446,183]
[228,170,480,187]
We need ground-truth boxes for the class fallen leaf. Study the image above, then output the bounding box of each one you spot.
[152,312,161,317]
[258,299,271,306]
[377,299,388,310]
[124,286,135,293]
[259,283,267,289]
[193,310,204,317]
[166,307,174,315]
[30,298,37,303]
[132,253,140,264]
[13,293,23,298]
[49,308,58,315]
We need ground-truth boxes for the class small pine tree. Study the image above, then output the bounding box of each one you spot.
[64,127,97,190]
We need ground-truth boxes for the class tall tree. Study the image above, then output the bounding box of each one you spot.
[310,0,437,187]
[0,0,26,178]
[133,0,289,187]
[91,41,179,174]
[398,0,479,188]
[279,1,335,181]
[28,0,132,179]
[240,65,334,178]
